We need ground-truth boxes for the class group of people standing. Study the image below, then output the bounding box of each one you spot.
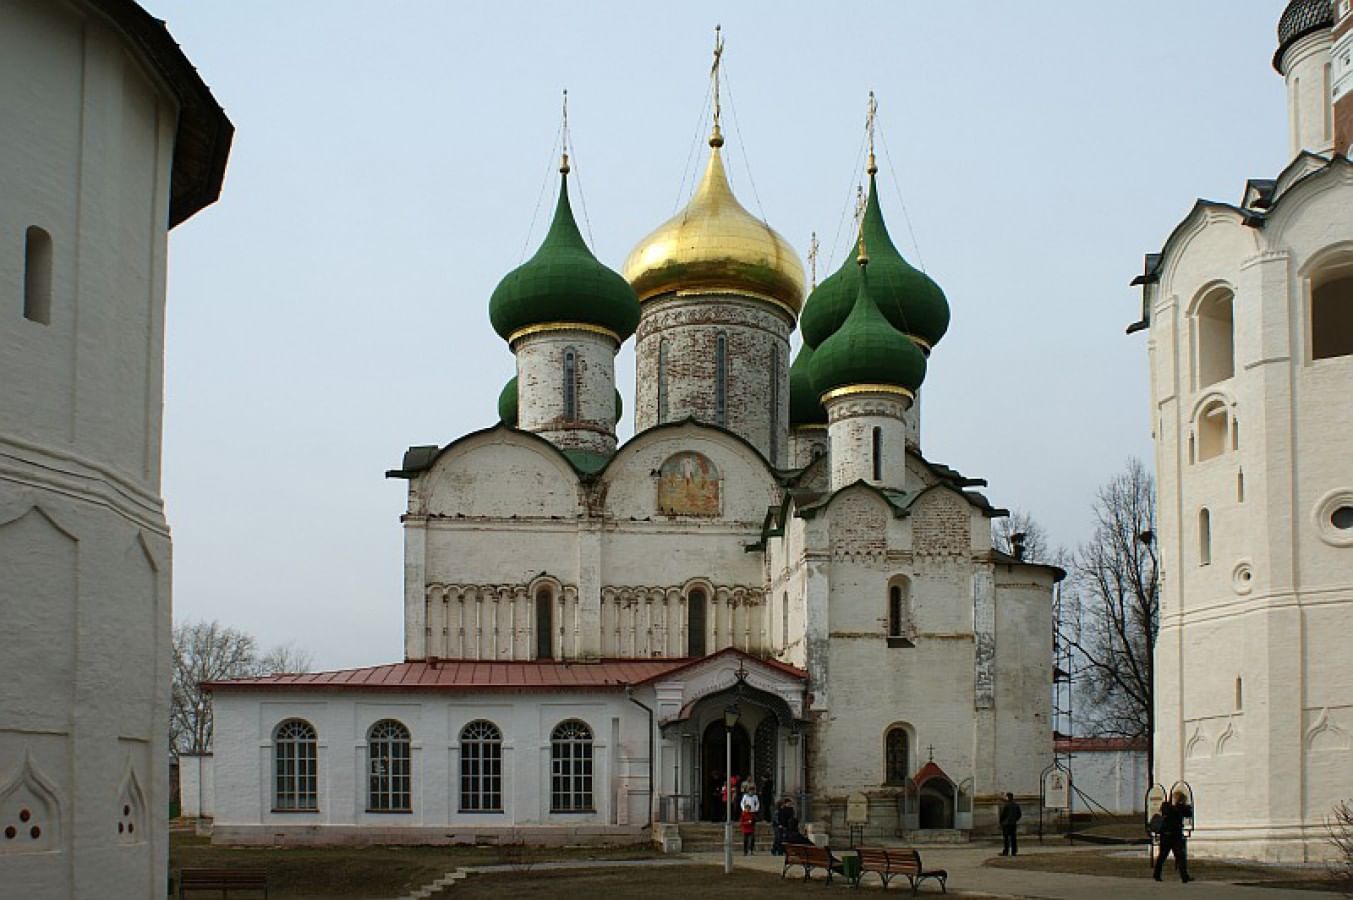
[718,774,809,855]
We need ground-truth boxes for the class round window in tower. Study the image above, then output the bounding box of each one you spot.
[1314,490,1353,547]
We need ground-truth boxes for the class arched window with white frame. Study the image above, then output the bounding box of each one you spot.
[550,719,594,812]
[459,720,503,812]
[1193,286,1235,389]
[367,719,411,812]
[273,719,318,811]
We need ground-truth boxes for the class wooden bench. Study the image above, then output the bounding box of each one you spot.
[177,867,269,899]
[782,842,843,884]
[853,848,947,894]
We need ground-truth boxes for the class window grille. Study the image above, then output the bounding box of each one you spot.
[563,348,578,420]
[769,347,780,460]
[367,719,411,811]
[889,585,904,636]
[536,588,554,660]
[715,333,727,427]
[687,589,707,657]
[884,728,910,785]
[550,720,594,812]
[459,720,504,812]
[658,338,669,423]
[273,719,318,811]
[872,427,883,481]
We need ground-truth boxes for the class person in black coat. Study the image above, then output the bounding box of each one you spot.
[998,793,1022,856]
[1153,792,1194,882]
[771,798,795,856]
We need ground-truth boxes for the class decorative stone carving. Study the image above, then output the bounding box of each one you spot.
[0,752,61,853]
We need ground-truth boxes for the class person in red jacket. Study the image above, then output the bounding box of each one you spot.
[740,806,758,855]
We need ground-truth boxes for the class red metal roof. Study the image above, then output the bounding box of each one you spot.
[205,650,806,695]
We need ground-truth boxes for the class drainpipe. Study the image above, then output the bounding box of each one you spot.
[625,687,655,829]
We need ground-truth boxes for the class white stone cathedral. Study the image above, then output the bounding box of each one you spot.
[1134,0,1353,864]
[206,63,1061,847]
[0,1,231,896]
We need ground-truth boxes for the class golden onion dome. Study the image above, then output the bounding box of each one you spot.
[622,143,806,316]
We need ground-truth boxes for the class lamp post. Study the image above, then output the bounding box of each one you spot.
[723,704,740,874]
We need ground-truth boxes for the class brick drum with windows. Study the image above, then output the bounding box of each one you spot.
[1131,0,1353,863]
[204,69,1060,848]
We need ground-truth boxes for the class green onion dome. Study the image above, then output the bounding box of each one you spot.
[489,169,641,343]
[808,260,926,398]
[789,344,828,426]
[799,173,949,352]
[498,376,519,426]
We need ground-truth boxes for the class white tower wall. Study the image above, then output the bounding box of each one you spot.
[1280,30,1335,158]
[0,3,183,896]
[514,328,619,454]
[633,295,792,466]
[824,391,910,492]
[1145,169,1353,863]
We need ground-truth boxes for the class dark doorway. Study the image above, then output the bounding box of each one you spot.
[701,720,750,821]
[918,778,955,829]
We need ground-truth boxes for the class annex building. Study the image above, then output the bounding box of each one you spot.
[204,53,1061,848]
[1134,0,1353,863]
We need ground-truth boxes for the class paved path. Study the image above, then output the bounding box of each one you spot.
[683,842,1341,899]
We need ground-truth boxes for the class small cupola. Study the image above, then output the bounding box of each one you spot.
[800,171,949,353]
[808,253,927,401]
[788,344,828,427]
[488,160,640,345]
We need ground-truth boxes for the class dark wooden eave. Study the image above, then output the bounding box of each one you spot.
[88,0,233,227]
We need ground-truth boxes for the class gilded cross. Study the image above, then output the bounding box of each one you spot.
[710,25,725,144]
[865,90,878,175]
[807,232,820,289]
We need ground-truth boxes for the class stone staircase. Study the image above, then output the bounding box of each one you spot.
[677,821,739,852]
[392,868,467,900]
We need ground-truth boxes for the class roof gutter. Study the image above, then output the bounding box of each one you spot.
[625,687,656,831]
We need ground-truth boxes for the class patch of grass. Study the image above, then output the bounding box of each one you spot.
[169,831,661,900]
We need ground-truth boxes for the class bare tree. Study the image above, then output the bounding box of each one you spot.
[257,642,314,675]
[992,509,1056,563]
[171,620,312,756]
[1329,800,1353,897]
[1064,459,1159,777]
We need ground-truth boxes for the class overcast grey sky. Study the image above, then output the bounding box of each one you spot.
[149,1,1290,670]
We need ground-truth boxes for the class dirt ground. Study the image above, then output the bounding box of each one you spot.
[169,830,662,900]
[987,849,1342,891]
[449,866,858,898]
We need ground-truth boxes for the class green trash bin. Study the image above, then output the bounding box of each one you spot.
[841,853,861,883]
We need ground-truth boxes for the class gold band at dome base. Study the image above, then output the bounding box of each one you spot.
[908,335,932,353]
[639,288,801,323]
[507,321,622,347]
[819,384,916,404]
[791,424,828,433]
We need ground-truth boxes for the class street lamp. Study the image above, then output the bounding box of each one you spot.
[723,704,740,874]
